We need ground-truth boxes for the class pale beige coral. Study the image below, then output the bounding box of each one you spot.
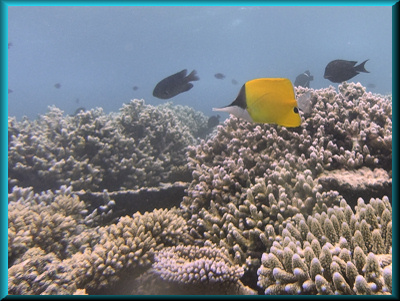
[257,196,392,295]
[181,83,391,273]
[8,185,193,295]
[153,242,244,284]
[8,99,206,193]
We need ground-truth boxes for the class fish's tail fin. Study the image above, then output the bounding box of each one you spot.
[187,70,200,81]
[355,59,370,73]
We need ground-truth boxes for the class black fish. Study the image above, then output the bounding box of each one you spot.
[231,79,238,85]
[132,86,139,91]
[214,73,225,79]
[207,115,220,129]
[8,89,13,94]
[324,59,369,83]
[8,42,12,49]
[54,83,61,89]
[73,107,86,115]
[294,70,314,88]
[153,69,199,99]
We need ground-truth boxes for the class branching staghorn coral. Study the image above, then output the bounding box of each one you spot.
[257,196,392,295]
[8,83,392,295]
[181,82,391,281]
[8,185,193,295]
[8,99,207,193]
[127,242,256,295]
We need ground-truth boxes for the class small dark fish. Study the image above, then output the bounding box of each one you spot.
[8,89,13,94]
[153,69,199,99]
[132,86,139,91]
[324,59,369,83]
[8,42,12,49]
[73,107,86,115]
[214,73,225,79]
[54,83,61,89]
[231,79,238,85]
[366,83,376,89]
[75,98,80,104]
[294,70,314,88]
[207,115,220,129]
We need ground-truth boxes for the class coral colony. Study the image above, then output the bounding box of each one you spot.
[8,82,392,295]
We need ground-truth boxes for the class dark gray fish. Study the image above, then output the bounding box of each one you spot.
[214,73,225,79]
[8,89,13,94]
[8,42,12,49]
[207,115,220,128]
[366,83,376,89]
[73,107,86,115]
[294,70,314,88]
[54,83,61,89]
[153,69,199,99]
[231,79,238,85]
[132,86,139,91]
[324,59,369,83]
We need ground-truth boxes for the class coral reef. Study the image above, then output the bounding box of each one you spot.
[127,241,256,295]
[8,186,192,295]
[257,196,392,295]
[317,167,391,201]
[8,83,392,295]
[8,99,208,193]
[181,83,392,271]
[125,242,256,295]
[153,243,244,284]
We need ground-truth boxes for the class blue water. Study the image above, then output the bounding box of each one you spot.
[8,6,392,120]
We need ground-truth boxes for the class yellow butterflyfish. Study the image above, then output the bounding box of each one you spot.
[213,78,301,128]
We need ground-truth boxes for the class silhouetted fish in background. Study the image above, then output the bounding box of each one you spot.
[8,42,12,49]
[214,73,225,79]
[324,59,369,83]
[54,83,61,89]
[207,115,220,128]
[366,83,376,89]
[294,70,314,88]
[73,107,86,115]
[132,86,139,91]
[231,79,238,85]
[153,69,199,99]
[8,89,13,94]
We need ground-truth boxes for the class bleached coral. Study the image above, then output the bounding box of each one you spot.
[8,83,392,295]
[8,99,205,193]
[181,83,391,272]
[8,185,193,295]
[257,196,392,295]
[153,243,244,284]
[127,241,256,295]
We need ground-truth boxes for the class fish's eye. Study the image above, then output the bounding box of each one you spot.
[293,107,299,114]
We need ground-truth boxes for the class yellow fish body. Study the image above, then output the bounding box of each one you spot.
[213,78,301,127]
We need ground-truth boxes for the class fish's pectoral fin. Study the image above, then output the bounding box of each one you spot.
[181,83,194,92]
